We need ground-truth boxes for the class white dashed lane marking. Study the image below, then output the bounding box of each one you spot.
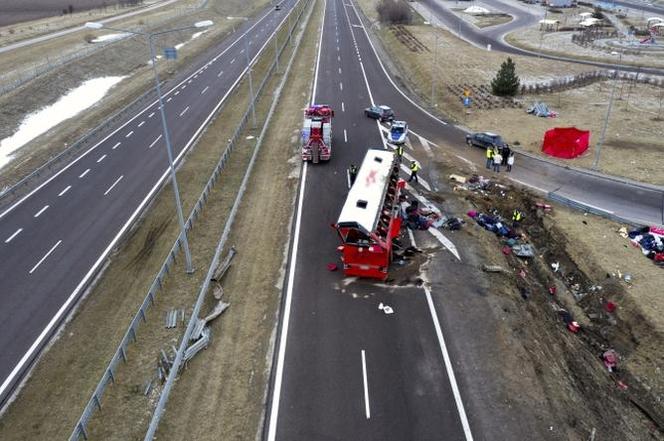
[104,175,124,196]
[29,240,62,274]
[112,142,121,150]
[58,185,71,197]
[79,169,90,178]
[180,106,190,117]
[126,131,134,138]
[97,154,107,163]
[5,228,22,243]
[138,120,145,127]
[34,205,49,218]
[201,86,209,95]
[149,134,162,149]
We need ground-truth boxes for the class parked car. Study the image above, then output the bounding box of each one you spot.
[389,121,408,144]
[364,105,394,122]
[465,132,506,150]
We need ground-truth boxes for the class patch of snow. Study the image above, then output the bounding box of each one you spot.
[191,30,208,39]
[464,6,490,15]
[91,33,130,43]
[0,76,125,170]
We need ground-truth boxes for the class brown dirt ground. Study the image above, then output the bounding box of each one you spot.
[0,0,269,190]
[355,0,664,185]
[421,148,664,439]
[0,0,298,436]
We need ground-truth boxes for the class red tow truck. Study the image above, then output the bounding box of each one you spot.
[333,149,405,280]
[301,104,334,163]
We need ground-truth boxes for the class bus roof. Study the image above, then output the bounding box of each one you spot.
[337,149,395,234]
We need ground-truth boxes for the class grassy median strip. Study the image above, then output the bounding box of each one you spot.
[0,2,307,440]
[154,1,322,439]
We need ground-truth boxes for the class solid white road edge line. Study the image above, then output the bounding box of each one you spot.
[423,286,474,441]
[29,240,62,275]
[0,6,275,222]
[507,177,548,194]
[5,228,22,243]
[361,349,371,419]
[0,3,290,399]
[103,175,124,196]
[266,164,309,441]
[407,227,416,247]
[267,1,324,438]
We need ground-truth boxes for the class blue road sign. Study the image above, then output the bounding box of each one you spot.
[463,97,471,107]
[164,47,177,60]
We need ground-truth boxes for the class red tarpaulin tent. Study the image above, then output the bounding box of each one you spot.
[542,127,590,159]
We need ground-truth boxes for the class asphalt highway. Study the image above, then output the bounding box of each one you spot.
[0,0,298,407]
[266,0,472,439]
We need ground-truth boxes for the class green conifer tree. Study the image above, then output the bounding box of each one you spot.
[491,57,520,97]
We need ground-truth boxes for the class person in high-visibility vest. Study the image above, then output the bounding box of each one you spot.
[512,209,524,227]
[485,146,494,169]
[348,164,358,186]
[395,144,404,158]
[408,160,420,183]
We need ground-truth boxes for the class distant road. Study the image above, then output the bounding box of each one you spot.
[0,0,181,55]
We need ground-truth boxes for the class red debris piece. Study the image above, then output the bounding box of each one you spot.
[518,269,527,279]
[567,321,580,333]
[603,349,618,372]
[617,380,629,390]
[548,286,557,295]
[536,203,552,211]
[502,246,512,255]
[327,263,338,271]
[605,301,617,313]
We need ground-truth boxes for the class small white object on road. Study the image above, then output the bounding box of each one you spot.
[378,302,394,314]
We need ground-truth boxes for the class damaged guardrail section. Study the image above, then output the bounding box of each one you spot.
[142,0,314,437]
[69,0,309,439]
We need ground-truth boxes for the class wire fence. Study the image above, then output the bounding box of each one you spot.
[68,0,309,439]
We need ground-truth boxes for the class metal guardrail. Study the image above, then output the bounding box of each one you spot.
[547,191,648,228]
[143,1,313,438]
[68,0,308,439]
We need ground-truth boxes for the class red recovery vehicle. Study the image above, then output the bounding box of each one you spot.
[334,149,405,280]
[301,104,334,163]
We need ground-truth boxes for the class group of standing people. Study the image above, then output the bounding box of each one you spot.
[485,145,515,173]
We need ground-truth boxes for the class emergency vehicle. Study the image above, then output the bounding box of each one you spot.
[301,104,334,163]
[334,149,405,280]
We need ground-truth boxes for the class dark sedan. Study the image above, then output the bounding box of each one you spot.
[465,132,506,150]
[364,105,394,122]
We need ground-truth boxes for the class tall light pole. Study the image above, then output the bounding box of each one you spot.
[431,34,439,108]
[244,37,257,127]
[86,19,214,274]
[592,50,622,170]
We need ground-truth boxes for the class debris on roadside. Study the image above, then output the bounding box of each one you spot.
[165,309,184,329]
[624,225,664,266]
[378,302,394,315]
[602,349,619,372]
[527,101,558,118]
